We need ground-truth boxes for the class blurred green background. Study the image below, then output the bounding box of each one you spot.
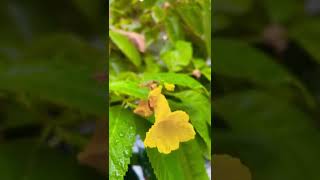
[213,0,320,179]
[0,0,107,179]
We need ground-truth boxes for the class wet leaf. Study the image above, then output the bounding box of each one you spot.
[147,140,209,180]
[109,106,137,180]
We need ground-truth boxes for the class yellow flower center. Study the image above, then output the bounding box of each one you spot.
[164,83,175,91]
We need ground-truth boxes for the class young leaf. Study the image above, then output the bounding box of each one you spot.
[109,30,141,67]
[161,41,192,72]
[109,106,137,180]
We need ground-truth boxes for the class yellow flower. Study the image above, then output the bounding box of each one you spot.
[144,87,195,154]
[164,83,175,91]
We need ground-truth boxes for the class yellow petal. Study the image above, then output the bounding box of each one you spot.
[148,86,162,99]
[164,83,175,91]
[144,111,195,154]
[153,94,171,122]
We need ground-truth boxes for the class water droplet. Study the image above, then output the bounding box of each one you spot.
[115,171,120,177]
[119,159,125,167]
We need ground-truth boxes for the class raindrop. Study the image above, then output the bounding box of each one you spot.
[115,170,120,177]
[119,159,125,167]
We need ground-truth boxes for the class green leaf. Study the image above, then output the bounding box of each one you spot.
[161,41,192,72]
[109,81,149,99]
[174,1,211,57]
[175,90,211,126]
[193,59,207,69]
[109,106,137,180]
[109,54,137,79]
[0,61,106,116]
[147,140,209,180]
[152,6,165,23]
[201,1,211,58]
[214,90,320,180]
[109,30,141,67]
[142,72,205,91]
[144,55,161,73]
[193,59,211,81]
[142,0,157,8]
[290,19,320,64]
[172,91,211,154]
[202,67,211,81]
[176,3,203,37]
[164,12,185,43]
[0,140,103,180]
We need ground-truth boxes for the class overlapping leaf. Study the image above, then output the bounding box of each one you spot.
[109,81,149,99]
[109,30,141,67]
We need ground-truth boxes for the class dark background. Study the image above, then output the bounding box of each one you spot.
[0,0,107,179]
[213,0,320,179]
